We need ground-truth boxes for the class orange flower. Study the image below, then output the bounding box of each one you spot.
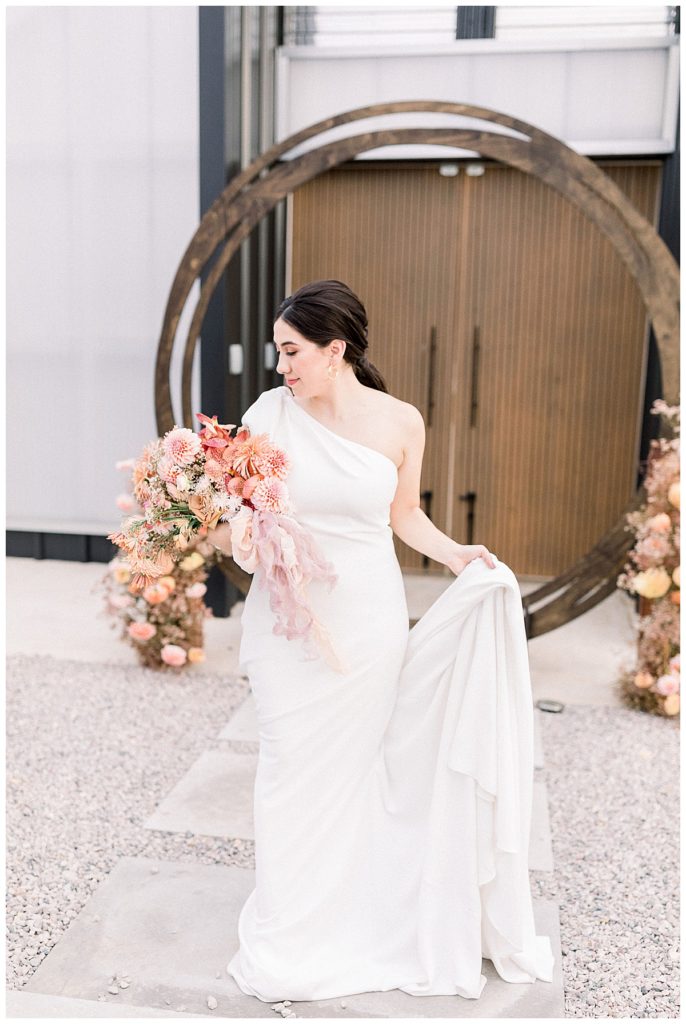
[663,693,680,716]
[634,670,654,689]
[231,433,273,479]
[143,581,172,604]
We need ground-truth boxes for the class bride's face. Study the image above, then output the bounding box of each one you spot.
[273,317,338,395]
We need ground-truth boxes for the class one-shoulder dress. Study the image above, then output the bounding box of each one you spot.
[225,384,554,1002]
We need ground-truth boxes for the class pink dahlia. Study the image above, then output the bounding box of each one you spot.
[231,434,273,478]
[250,476,290,514]
[163,427,202,466]
[253,445,291,480]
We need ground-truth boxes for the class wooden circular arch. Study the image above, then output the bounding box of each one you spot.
[154,101,679,638]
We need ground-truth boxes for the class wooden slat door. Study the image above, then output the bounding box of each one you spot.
[289,160,661,577]
[459,162,661,576]
[289,165,470,572]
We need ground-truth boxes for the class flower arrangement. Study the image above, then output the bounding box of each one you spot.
[94,458,221,669]
[617,400,680,716]
[106,414,343,671]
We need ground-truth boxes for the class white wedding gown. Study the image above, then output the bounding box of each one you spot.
[226,384,554,1002]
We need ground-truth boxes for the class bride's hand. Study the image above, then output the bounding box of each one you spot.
[207,521,233,556]
[447,543,497,576]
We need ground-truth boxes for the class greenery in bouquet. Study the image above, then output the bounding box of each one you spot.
[616,400,680,716]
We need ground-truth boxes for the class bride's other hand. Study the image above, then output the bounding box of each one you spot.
[207,521,234,556]
[447,543,497,576]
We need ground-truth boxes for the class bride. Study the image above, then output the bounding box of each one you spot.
[209,279,554,1003]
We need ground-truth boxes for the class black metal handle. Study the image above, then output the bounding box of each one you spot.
[426,326,437,428]
[458,490,477,545]
[469,325,480,428]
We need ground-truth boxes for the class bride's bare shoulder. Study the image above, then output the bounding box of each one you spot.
[367,390,425,462]
[371,389,424,431]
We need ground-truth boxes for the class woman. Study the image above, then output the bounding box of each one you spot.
[211,279,554,1003]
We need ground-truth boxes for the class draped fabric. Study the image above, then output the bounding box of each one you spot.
[226,385,554,1002]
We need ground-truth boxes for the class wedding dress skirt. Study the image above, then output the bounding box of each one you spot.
[226,385,554,1002]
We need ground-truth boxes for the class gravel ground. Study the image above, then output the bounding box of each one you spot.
[6,652,252,991]
[532,703,680,1018]
[6,652,680,1018]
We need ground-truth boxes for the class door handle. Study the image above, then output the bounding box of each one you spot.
[426,326,437,428]
[470,325,480,427]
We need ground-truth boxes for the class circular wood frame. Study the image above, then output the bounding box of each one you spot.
[154,101,679,638]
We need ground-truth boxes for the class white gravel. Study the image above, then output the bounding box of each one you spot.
[532,703,680,1018]
[7,653,680,1018]
[6,652,252,991]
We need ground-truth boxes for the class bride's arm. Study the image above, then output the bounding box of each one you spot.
[389,406,496,574]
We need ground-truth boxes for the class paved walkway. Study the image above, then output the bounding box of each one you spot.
[7,556,673,1018]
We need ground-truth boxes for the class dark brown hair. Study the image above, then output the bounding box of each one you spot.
[274,279,388,393]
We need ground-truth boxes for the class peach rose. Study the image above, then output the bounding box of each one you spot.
[673,566,680,588]
[158,576,176,593]
[179,551,205,571]
[648,512,672,533]
[663,692,680,716]
[187,647,206,664]
[113,565,131,584]
[668,480,680,509]
[142,582,171,605]
[634,670,654,689]
[633,568,672,599]
[128,621,157,641]
[161,644,187,666]
[670,591,680,606]
[229,511,259,573]
[188,491,223,527]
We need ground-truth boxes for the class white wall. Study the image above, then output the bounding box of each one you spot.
[6,6,200,535]
[276,37,679,160]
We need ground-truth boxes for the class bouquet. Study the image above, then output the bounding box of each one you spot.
[107,414,344,671]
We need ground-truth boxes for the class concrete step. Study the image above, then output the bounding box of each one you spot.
[6,989,204,1018]
[146,714,555,872]
[21,856,563,1018]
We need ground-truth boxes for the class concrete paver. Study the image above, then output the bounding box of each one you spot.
[21,857,562,1018]
[144,750,258,841]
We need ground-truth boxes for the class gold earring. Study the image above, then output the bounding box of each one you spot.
[327,362,339,381]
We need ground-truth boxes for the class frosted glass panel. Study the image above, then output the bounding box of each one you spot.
[6,7,200,535]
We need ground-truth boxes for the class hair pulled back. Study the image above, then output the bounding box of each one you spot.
[274,279,388,393]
